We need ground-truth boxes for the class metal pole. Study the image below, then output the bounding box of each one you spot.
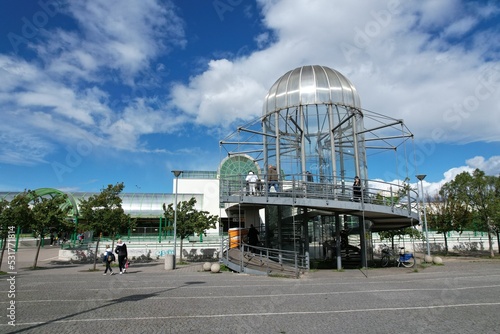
[421,181,430,257]
[416,175,430,257]
[158,216,162,243]
[172,170,183,269]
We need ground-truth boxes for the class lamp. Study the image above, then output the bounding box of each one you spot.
[172,170,183,269]
[416,174,430,257]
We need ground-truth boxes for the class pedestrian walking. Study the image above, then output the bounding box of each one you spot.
[115,239,128,274]
[103,245,115,275]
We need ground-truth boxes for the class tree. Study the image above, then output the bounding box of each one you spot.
[29,191,72,268]
[450,169,499,257]
[493,176,500,254]
[0,198,12,272]
[0,192,34,271]
[472,171,500,258]
[79,183,134,270]
[427,182,472,254]
[163,197,218,263]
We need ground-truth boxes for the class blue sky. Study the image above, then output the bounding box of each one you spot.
[0,0,499,195]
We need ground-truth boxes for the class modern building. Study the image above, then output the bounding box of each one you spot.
[1,65,422,273]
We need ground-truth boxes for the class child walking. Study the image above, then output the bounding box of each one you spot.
[103,245,115,275]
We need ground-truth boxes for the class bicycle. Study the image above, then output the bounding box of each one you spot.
[380,244,415,268]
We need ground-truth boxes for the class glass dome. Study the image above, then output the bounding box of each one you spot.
[263,65,361,115]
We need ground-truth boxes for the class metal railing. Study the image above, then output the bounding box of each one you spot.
[220,237,307,278]
[221,174,419,214]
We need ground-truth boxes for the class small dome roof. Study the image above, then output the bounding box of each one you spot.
[263,65,361,114]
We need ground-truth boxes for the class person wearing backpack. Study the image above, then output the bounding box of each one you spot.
[115,239,128,274]
[103,245,115,275]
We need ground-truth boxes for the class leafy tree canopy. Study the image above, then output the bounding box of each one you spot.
[78,182,134,239]
[163,197,218,240]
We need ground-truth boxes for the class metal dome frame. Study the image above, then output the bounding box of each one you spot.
[219,65,420,270]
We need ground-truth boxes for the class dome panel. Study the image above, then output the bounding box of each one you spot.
[275,72,289,111]
[263,65,360,114]
[315,67,330,103]
[300,66,316,105]
[287,68,301,106]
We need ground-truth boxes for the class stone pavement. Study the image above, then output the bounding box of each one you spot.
[1,247,500,333]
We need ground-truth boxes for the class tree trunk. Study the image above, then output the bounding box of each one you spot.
[180,238,184,263]
[488,231,494,258]
[93,237,101,271]
[33,235,43,269]
[486,218,494,258]
[444,233,448,255]
[0,235,7,271]
[497,232,500,255]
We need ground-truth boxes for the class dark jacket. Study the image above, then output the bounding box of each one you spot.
[248,226,260,246]
[115,242,128,257]
[268,166,278,181]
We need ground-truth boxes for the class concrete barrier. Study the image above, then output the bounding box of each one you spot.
[165,254,175,270]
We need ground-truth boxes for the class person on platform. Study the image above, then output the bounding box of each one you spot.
[268,165,279,192]
[353,176,361,202]
[245,171,258,195]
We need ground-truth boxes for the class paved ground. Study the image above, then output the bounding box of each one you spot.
[1,247,500,333]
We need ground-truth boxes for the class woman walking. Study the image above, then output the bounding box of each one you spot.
[115,239,128,274]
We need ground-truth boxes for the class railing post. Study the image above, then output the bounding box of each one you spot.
[407,188,411,216]
[305,251,309,270]
[390,186,394,212]
[294,252,298,278]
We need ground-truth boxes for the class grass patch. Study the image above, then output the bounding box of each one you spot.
[218,264,230,272]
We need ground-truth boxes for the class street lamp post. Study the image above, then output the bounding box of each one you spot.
[172,170,183,269]
[416,174,430,257]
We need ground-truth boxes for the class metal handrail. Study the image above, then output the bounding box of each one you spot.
[221,174,419,214]
[220,237,306,278]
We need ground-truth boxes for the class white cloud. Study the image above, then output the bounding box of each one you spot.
[169,0,500,144]
[1,0,499,179]
[421,155,500,197]
[465,156,500,175]
[0,0,187,165]
[169,59,266,126]
[59,0,186,81]
[0,125,54,165]
[438,155,500,184]
[443,16,477,38]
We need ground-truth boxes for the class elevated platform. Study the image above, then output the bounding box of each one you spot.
[221,193,419,231]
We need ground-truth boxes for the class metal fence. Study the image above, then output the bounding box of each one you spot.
[221,173,419,213]
[220,236,307,278]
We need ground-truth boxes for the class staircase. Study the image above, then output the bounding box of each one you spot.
[221,242,306,278]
